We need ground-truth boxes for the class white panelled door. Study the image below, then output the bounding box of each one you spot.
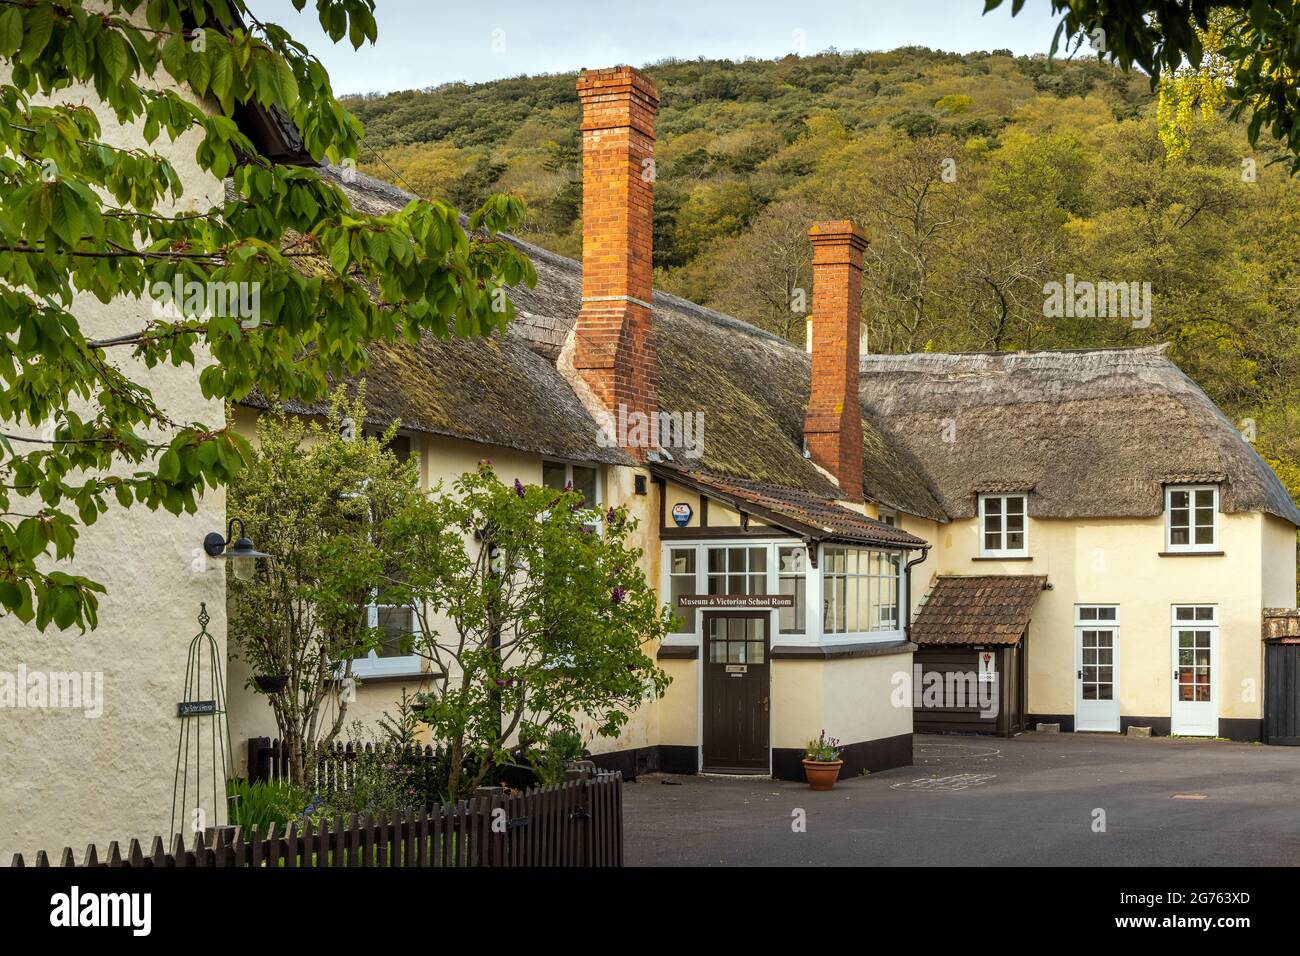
[1075,606,1120,732]
[1171,605,1218,737]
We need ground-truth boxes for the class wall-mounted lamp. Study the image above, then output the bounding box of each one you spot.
[204,517,271,581]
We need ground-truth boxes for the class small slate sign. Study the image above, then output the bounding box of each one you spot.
[177,700,217,718]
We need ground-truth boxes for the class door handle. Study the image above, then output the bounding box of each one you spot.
[1077,670,1082,680]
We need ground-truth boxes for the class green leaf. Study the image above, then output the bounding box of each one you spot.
[0,7,22,58]
[18,4,53,65]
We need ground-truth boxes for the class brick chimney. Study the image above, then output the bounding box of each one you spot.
[572,66,659,454]
[804,220,868,502]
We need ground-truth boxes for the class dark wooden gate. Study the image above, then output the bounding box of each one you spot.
[702,611,770,772]
[1264,641,1300,745]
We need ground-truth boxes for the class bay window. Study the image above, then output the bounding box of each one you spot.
[823,546,902,635]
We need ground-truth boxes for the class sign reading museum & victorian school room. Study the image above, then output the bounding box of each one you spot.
[677,594,794,610]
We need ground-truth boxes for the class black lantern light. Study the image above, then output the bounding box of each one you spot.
[204,517,270,581]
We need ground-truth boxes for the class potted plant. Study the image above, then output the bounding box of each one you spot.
[802,731,843,791]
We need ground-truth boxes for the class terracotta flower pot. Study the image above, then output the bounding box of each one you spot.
[802,758,844,791]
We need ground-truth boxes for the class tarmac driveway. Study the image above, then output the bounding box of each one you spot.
[622,733,1300,866]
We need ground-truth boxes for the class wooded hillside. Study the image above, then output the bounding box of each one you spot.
[344,48,1300,501]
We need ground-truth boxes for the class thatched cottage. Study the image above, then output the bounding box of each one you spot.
[229,65,1298,772]
[5,59,1297,859]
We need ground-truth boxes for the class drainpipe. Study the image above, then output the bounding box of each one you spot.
[903,546,931,643]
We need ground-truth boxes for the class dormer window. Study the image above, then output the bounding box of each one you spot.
[979,494,1028,558]
[1166,485,1218,552]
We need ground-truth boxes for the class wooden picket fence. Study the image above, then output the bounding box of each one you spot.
[9,772,623,868]
[247,736,447,791]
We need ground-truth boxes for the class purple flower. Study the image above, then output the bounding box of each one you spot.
[606,507,617,524]
[611,585,627,605]
[514,478,525,498]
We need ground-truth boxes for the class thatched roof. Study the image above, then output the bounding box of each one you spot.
[239,166,1298,529]
[911,575,1049,646]
[240,165,946,519]
[859,347,1300,525]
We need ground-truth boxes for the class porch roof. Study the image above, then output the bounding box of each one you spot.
[652,465,929,550]
[911,575,1049,646]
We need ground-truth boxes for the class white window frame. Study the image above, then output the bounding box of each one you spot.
[543,460,602,506]
[656,539,906,649]
[1164,484,1219,553]
[343,454,424,679]
[777,544,808,636]
[821,545,903,639]
[665,546,698,636]
[353,598,424,678]
[876,507,898,528]
[978,493,1028,558]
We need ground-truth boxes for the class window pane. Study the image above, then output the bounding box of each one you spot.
[1170,525,1189,546]
[1170,490,1190,510]
[708,548,727,574]
[779,577,806,634]
[779,547,805,573]
[748,548,767,573]
[748,574,765,595]
[983,514,1001,534]
[669,578,693,628]
[985,497,1002,515]
[571,465,598,506]
[1006,496,1024,514]
[1193,524,1215,545]
[671,549,696,574]
[1194,607,1213,621]
[376,606,412,658]
[542,461,568,490]
[728,548,747,573]
[1097,607,1116,621]
[1079,607,1097,621]
[1006,531,1025,550]
[1175,607,1195,621]
[1005,513,1024,533]
[1194,489,1214,508]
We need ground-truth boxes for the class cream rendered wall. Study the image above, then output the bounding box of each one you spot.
[0,63,227,858]
[912,509,1286,725]
[771,653,913,750]
[225,412,665,764]
[1261,514,1298,609]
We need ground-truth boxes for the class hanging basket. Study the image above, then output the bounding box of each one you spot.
[254,674,289,694]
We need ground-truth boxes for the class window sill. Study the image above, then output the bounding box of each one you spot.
[351,670,441,684]
[657,643,699,660]
[973,555,1032,562]
[771,639,915,660]
[1158,550,1225,557]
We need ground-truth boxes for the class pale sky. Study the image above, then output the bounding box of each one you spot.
[248,0,1062,95]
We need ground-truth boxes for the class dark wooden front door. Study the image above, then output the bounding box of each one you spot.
[702,612,770,772]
